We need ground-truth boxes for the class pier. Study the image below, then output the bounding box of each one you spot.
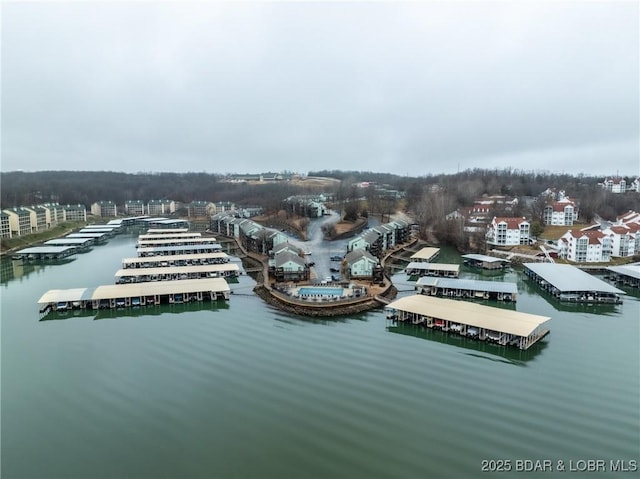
[606,263,640,289]
[38,278,231,314]
[122,252,231,268]
[415,277,518,301]
[461,253,510,270]
[523,263,625,303]
[385,295,550,350]
[115,264,240,283]
[405,262,460,278]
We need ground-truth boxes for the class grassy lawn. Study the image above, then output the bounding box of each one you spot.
[538,223,592,240]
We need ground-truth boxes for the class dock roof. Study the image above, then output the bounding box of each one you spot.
[115,264,240,276]
[523,263,625,294]
[386,295,550,337]
[67,233,108,238]
[406,262,460,272]
[607,264,640,280]
[38,278,230,304]
[137,233,201,240]
[416,277,518,294]
[122,252,229,264]
[461,254,510,263]
[410,247,440,261]
[44,238,93,245]
[137,244,222,254]
[14,246,77,254]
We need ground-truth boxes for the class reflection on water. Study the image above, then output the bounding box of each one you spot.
[387,321,548,364]
[1,258,76,284]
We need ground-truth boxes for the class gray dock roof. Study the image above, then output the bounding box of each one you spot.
[524,263,625,294]
[137,233,201,240]
[607,263,640,280]
[14,246,77,255]
[44,238,93,246]
[461,254,510,263]
[386,295,550,337]
[137,244,222,254]
[416,277,517,294]
[122,252,229,265]
[67,233,108,238]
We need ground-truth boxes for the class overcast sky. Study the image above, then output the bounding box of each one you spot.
[2,1,638,176]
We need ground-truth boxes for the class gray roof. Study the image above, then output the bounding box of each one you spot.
[137,244,222,254]
[44,238,93,245]
[344,248,378,264]
[461,254,510,263]
[524,263,625,294]
[14,246,77,254]
[416,277,517,294]
[607,264,640,280]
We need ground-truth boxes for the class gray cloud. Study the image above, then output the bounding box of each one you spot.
[2,1,638,176]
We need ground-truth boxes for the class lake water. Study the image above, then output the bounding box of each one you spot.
[1,229,638,478]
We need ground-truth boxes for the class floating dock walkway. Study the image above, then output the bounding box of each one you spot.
[385,295,550,350]
[523,263,625,303]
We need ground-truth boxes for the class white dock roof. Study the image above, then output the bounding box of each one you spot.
[38,278,230,304]
[406,262,460,272]
[461,254,510,263]
[416,277,518,294]
[122,253,229,264]
[386,295,550,337]
[410,247,440,261]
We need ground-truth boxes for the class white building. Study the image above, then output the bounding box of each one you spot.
[558,230,611,263]
[602,225,640,258]
[543,199,578,226]
[343,249,379,279]
[600,178,627,193]
[486,217,531,246]
[91,201,118,217]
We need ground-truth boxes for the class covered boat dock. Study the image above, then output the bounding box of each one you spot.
[606,263,640,289]
[122,252,230,268]
[405,262,460,278]
[137,232,202,241]
[461,253,510,270]
[385,294,550,350]
[523,263,625,303]
[409,247,440,263]
[43,238,94,250]
[137,244,223,257]
[115,264,240,283]
[38,278,231,314]
[12,246,78,261]
[136,237,217,248]
[415,277,518,301]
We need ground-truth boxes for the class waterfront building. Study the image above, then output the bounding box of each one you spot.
[557,229,611,263]
[0,211,12,238]
[187,201,215,217]
[3,208,33,236]
[91,201,118,217]
[486,217,530,246]
[343,249,381,280]
[124,201,146,216]
[62,204,87,222]
[147,199,176,216]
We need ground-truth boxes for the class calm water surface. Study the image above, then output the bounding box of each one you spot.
[1,230,638,478]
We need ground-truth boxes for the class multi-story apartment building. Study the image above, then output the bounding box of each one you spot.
[147,199,175,216]
[543,199,578,226]
[0,211,12,238]
[187,201,214,217]
[124,200,146,216]
[486,217,531,246]
[600,178,627,193]
[558,230,611,263]
[91,201,118,217]
[3,208,33,236]
[62,204,87,222]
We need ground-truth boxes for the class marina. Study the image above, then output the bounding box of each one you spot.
[461,253,511,270]
[405,262,460,277]
[38,278,231,314]
[114,264,240,283]
[415,276,518,301]
[409,247,440,262]
[122,252,231,268]
[606,263,640,289]
[136,237,218,248]
[136,243,223,257]
[523,263,625,303]
[385,294,550,350]
[11,245,78,261]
